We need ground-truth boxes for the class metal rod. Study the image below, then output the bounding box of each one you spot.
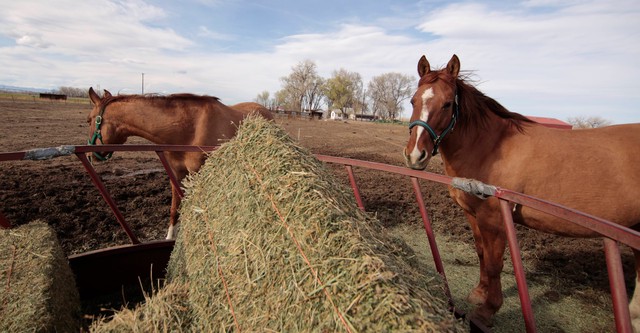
[603,238,633,333]
[156,151,183,198]
[500,199,536,332]
[0,210,11,229]
[345,165,365,210]
[76,153,140,244]
[410,177,454,307]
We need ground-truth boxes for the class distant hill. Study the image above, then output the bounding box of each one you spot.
[0,84,52,94]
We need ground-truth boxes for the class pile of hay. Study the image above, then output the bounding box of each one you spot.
[91,116,465,332]
[0,220,80,332]
[89,282,190,332]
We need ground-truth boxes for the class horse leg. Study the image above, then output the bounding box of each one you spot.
[470,217,507,327]
[166,182,181,240]
[465,212,489,306]
[629,249,640,332]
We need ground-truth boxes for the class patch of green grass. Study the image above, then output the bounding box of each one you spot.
[388,223,616,333]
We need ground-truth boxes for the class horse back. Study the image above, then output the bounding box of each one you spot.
[472,123,640,235]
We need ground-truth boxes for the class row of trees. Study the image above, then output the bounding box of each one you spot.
[566,116,612,129]
[54,86,88,98]
[256,60,416,120]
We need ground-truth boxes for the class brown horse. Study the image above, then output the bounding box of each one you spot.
[402,54,640,327]
[87,88,273,239]
[230,101,274,120]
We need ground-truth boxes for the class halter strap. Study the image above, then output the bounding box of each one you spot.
[408,94,459,156]
[87,104,112,161]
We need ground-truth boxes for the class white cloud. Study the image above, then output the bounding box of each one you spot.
[0,0,192,56]
[15,34,51,48]
[197,26,233,40]
[414,0,640,123]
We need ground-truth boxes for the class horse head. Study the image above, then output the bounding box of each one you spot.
[403,54,460,170]
[87,87,123,161]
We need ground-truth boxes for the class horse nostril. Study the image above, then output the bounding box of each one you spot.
[419,150,427,162]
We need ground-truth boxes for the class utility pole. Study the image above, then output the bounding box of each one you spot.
[141,73,145,94]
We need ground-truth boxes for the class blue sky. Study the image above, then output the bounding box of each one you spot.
[1,0,639,123]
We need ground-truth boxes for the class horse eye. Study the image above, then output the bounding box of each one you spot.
[442,102,452,110]
[410,99,415,106]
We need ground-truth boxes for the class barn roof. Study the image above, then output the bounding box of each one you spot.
[525,116,573,129]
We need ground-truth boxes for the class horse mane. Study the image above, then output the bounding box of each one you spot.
[102,93,221,109]
[420,70,533,134]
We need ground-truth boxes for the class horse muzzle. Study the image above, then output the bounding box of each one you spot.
[403,147,430,170]
[87,151,113,164]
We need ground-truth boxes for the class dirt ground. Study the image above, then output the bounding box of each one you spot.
[0,97,634,332]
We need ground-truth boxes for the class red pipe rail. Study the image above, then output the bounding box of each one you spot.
[1,144,638,332]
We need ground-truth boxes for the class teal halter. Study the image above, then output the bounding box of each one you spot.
[87,104,113,161]
[408,94,459,156]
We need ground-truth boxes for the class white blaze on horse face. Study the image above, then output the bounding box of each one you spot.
[420,88,433,122]
[409,88,434,162]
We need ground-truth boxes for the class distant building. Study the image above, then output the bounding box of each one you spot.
[526,116,572,129]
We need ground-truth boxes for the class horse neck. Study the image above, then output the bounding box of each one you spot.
[108,99,188,144]
[439,92,515,177]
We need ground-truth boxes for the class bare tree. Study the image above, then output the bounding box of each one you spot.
[567,116,612,129]
[55,86,88,97]
[280,60,325,111]
[254,91,275,109]
[367,73,415,120]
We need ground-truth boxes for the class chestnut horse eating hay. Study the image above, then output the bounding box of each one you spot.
[402,54,640,328]
[87,88,273,239]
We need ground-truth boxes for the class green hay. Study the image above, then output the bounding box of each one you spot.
[89,282,191,333]
[167,116,466,332]
[0,220,80,332]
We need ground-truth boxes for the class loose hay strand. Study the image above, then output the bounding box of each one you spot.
[207,228,242,332]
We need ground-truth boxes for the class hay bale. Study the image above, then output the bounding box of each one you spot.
[89,282,191,333]
[167,116,465,332]
[0,220,80,332]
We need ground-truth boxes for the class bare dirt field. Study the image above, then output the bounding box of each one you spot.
[0,97,634,332]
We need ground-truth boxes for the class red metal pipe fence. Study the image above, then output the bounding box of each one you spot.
[1,144,639,332]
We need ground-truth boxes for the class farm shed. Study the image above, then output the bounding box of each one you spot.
[38,93,67,101]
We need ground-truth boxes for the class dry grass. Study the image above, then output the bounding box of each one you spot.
[388,224,617,332]
[0,220,80,332]
[89,282,191,333]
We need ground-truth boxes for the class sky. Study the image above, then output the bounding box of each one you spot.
[1,0,639,124]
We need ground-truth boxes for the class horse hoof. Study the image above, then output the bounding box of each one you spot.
[468,309,494,328]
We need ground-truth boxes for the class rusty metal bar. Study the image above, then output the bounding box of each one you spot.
[411,177,454,308]
[345,165,365,210]
[316,154,454,185]
[0,210,10,229]
[500,199,537,332]
[495,188,640,250]
[73,144,218,154]
[76,153,140,244]
[603,238,633,333]
[156,151,184,198]
[0,151,26,162]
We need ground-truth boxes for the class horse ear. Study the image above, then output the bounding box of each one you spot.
[446,54,460,78]
[104,89,112,98]
[89,87,101,105]
[417,55,430,77]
